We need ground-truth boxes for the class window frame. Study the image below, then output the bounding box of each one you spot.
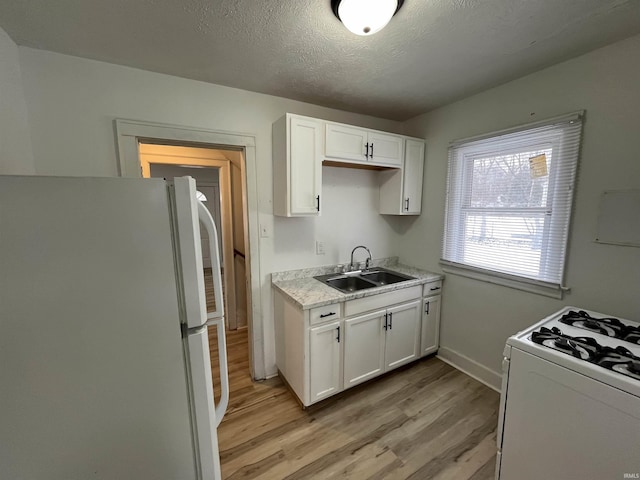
[441,112,583,299]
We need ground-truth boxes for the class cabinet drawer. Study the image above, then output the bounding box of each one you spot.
[345,286,421,318]
[310,303,342,326]
[423,280,443,297]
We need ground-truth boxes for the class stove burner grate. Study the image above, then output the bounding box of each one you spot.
[559,310,640,346]
[531,326,640,382]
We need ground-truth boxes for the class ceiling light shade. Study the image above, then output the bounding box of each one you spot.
[331,0,403,36]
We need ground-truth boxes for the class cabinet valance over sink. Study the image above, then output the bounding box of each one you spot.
[273,113,425,217]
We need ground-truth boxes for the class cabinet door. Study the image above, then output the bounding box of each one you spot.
[368,131,403,167]
[309,320,342,402]
[402,139,424,214]
[343,310,386,389]
[385,300,421,370]
[325,123,368,162]
[421,295,441,356]
[289,116,322,215]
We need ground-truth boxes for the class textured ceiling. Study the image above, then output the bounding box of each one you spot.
[1,0,640,120]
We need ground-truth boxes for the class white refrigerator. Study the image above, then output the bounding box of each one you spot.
[0,175,229,480]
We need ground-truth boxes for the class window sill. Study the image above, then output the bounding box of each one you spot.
[440,261,568,299]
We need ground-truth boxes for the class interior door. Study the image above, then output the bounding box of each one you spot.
[343,310,386,388]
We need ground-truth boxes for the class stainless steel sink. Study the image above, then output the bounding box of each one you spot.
[359,270,409,285]
[325,276,377,292]
[315,267,415,294]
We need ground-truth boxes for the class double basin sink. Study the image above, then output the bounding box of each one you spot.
[314,267,415,294]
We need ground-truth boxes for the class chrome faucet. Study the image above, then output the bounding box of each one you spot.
[350,245,372,271]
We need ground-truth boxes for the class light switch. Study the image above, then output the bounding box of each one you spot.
[316,241,325,255]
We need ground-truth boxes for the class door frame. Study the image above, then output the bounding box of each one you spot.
[139,146,237,331]
[114,119,264,380]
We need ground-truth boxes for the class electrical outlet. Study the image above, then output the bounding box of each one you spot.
[316,241,325,255]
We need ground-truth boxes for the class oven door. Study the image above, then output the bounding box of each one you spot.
[498,348,640,480]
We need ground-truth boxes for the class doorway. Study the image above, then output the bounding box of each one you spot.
[115,118,264,381]
[138,143,253,404]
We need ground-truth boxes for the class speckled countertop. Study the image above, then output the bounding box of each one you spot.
[271,257,443,310]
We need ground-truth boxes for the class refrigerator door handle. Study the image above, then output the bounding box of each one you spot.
[196,201,229,426]
[186,326,223,479]
[206,317,229,427]
[197,201,225,319]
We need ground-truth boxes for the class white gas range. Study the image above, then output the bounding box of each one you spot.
[496,306,640,480]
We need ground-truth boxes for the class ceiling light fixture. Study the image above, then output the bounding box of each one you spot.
[331,0,404,36]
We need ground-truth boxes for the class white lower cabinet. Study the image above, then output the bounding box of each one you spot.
[385,300,421,369]
[274,282,441,407]
[421,295,441,356]
[343,310,386,388]
[343,300,421,390]
[309,320,343,402]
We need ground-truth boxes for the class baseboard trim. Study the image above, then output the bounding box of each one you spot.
[437,347,502,393]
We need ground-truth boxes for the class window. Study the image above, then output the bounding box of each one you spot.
[442,112,583,297]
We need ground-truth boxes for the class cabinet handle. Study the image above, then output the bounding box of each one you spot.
[316,195,320,212]
[430,286,441,291]
[405,198,410,211]
[365,142,369,158]
[370,143,374,158]
[389,312,393,330]
[336,326,340,343]
[320,312,336,318]
[425,301,430,314]
[383,313,388,331]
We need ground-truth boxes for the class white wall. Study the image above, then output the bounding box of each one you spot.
[17,47,407,377]
[402,34,640,388]
[0,27,34,174]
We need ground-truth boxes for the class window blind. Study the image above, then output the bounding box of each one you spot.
[442,113,583,288]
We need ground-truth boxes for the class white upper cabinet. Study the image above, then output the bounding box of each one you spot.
[274,114,425,218]
[367,131,404,167]
[273,114,322,217]
[379,138,425,215]
[402,139,425,214]
[325,123,369,162]
[325,122,403,167]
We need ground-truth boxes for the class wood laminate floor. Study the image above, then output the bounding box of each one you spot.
[205,270,500,479]
[212,335,499,479]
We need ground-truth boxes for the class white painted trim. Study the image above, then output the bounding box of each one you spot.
[441,263,565,300]
[114,118,265,380]
[436,346,502,393]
